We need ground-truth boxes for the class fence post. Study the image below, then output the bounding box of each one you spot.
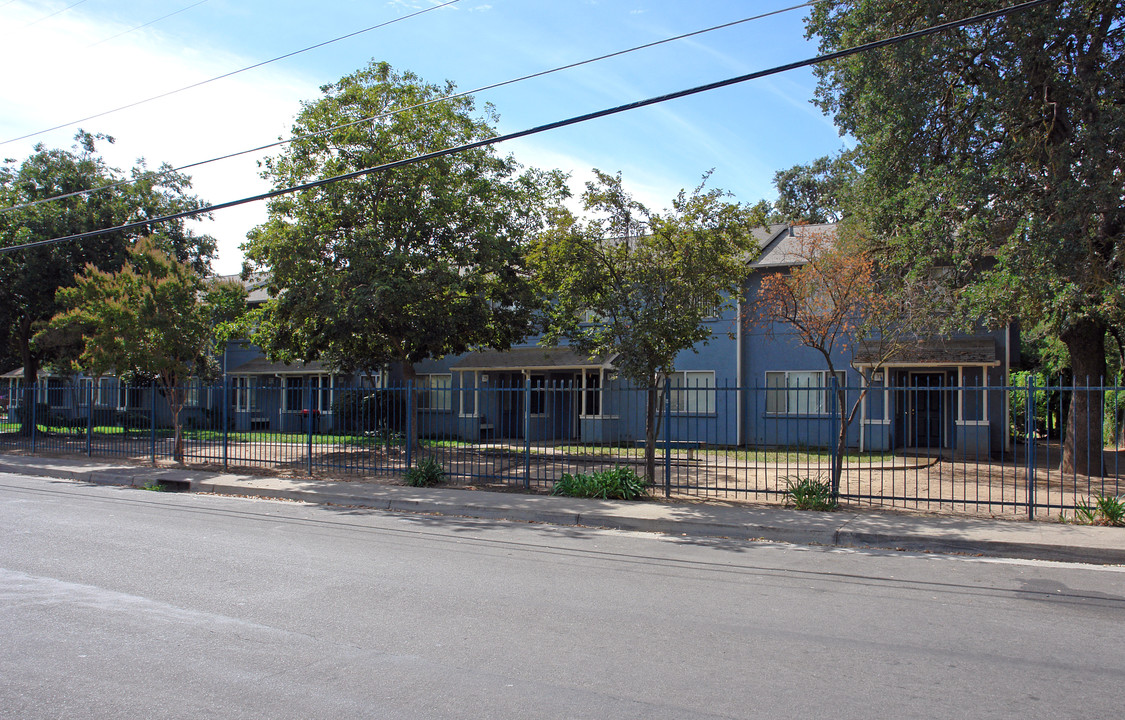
[306,382,314,476]
[404,381,413,470]
[149,383,156,464]
[663,379,672,498]
[524,377,532,489]
[30,384,38,454]
[86,381,93,457]
[1025,375,1035,520]
[222,379,229,471]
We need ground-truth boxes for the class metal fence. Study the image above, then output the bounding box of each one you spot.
[1,379,1122,518]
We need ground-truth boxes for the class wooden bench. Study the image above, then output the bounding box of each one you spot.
[634,440,706,460]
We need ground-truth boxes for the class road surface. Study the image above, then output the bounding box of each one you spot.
[1,471,1122,719]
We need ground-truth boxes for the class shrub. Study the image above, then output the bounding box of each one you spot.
[784,476,839,511]
[551,467,652,500]
[1074,493,1125,526]
[404,457,444,487]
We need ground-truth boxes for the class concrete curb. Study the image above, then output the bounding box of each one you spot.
[2,458,1122,564]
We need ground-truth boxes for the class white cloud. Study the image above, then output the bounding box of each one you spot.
[0,1,317,275]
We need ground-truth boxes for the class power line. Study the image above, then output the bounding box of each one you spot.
[85,0,211,49]
[1,1,823,215]
[0,0,1053,255]
[23,0,89,29]
[0,0,461,146]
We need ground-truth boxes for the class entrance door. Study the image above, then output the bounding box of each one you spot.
[909,373,943,448]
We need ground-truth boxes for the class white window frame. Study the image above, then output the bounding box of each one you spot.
[664,371,716,415]
[232,376,255,413]
[765,370,846,415]
[417,374,452,411]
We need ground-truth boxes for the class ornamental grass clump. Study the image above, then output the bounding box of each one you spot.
[404,457,445,487]
[784,476,839,511]
[551,467,652,501]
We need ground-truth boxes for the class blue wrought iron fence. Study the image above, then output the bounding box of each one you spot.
[2,378,1122,518]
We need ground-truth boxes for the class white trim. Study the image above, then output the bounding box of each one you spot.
[956,420,990,426]
[862,419,892,425]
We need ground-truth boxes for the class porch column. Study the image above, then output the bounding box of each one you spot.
[957,365,964,423]
[981,364,989,420]
[581,370,587,416]
[458,371,465,416]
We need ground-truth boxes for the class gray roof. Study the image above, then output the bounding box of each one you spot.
[854,338,998,366]
[752,223,838,268]
[450,347,613,372]
[228,357,334,375]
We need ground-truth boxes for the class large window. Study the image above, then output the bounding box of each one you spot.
[666,371,716,414]
[283,375,334,412]
[232,376,256,412]
[417,374,452,411]
[765,370,846,415]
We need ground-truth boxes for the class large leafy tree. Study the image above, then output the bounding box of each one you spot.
[0,132,214,433]
[749,224,927,496]
[531,170,758,483]
[807,0,1124,473]
[243,61,567,439]
[50,238,246,462]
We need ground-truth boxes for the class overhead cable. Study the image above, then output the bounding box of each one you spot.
[0,0,1054,255]
[0,0,461,146]
[23,0,89,28]
[1,0,823,214]
[85,0,211,49]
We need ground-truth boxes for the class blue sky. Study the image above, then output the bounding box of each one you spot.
[0,0,849,274]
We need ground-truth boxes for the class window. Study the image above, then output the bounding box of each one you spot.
[583,372,601,416]
[666,371,716,414]
[284,376,305,412]
[232,376,255,412]
[282,375,333,412]
[417,374,452,411]
[183,379,202,408]
[765,370,846,415]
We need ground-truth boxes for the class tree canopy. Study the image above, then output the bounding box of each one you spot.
[0,131,214,433]
[243,61,568,385]
[531,170,758,481]
[807,0,1124,473]
[50,237,246,461]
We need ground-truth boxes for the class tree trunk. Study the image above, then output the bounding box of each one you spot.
[644,384,658,485]
[1061,319,1106,476]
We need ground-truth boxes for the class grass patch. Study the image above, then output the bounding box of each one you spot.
[551,467,652,501]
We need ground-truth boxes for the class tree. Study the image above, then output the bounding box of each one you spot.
[772,151,856,224]
[807,0,1125,474]
[49,238,246,462]
[243,61,568,443]
[0,132,214,434]
[748,224,919,497]
[531,170,758,483]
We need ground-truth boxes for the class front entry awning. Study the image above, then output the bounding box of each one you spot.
[852,338,1000,368]
[450,347,614,373]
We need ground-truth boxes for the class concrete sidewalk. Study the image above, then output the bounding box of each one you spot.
[1,453,1122,565]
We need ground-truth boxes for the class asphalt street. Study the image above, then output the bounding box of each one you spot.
[2,471,1123,719]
